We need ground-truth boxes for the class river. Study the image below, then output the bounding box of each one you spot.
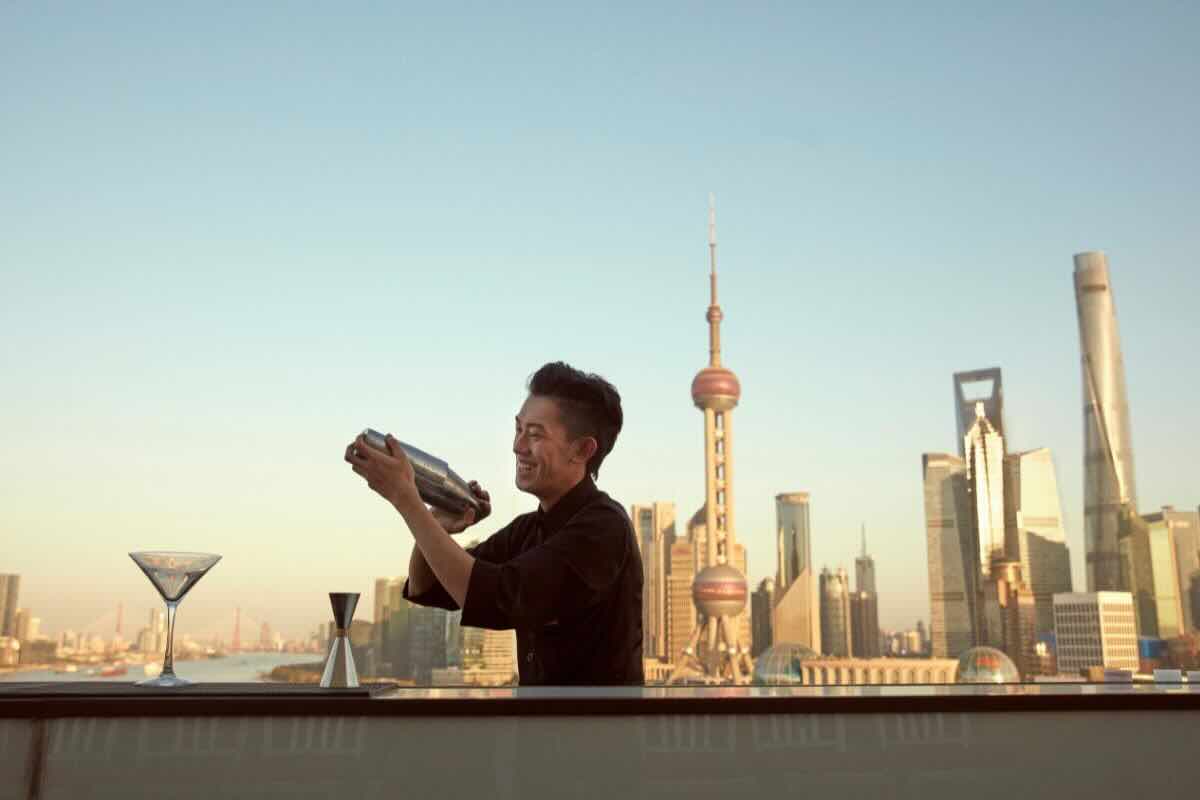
[0,652,313,683]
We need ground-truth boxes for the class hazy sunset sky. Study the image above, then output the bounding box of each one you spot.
[3,2,1198,640]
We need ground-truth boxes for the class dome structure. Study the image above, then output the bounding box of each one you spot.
[692,564,747,617]
[955,647,1020,684]
[751,643,819,685]
[691,366,741,411]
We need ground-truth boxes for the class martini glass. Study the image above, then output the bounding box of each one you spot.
[129,551,222,687]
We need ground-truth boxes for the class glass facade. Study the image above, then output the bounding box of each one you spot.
[1074,252,1140,592]
[772,493,814,650]
[818,567,851,658]
[1005,448,1074,635]
[923,454,977,659]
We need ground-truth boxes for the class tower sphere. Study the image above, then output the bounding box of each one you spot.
[691,366,741,411]
[692,563,748,617]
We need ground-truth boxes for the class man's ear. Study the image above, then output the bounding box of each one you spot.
[572,437,599,465]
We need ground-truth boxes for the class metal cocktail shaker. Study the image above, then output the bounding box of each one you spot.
[360,429,486,518]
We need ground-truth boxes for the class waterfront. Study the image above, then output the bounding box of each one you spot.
[0,652,308,683]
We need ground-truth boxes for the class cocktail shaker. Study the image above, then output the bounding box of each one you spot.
[360,428,486,518]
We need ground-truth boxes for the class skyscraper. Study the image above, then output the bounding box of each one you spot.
[849,591,880,658]
[669,196,751,684]
[953,368,1005,457]
[1004,448,1074,635]
[751,578,775,657]
[979,558,1038,678]
[964,401,1007,578]
[855,524,877,595]
[851,528,880,658]
[819,567,852,658]
[773,492,815,650]
[923,453,977,658]
[1073,251,1139,591]
[374,577,405,626]
[0,575,19,638]
[630,501,676,661]
[1157,507,1200,633]
[1131,511,1186,639]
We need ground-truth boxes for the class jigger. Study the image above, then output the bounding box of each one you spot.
[320,592,360,689]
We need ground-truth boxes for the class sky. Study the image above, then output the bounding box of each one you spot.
[2,2,1198,641]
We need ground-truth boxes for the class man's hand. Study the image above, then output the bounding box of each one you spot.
[344,433,422,512]
[432,481,492,533]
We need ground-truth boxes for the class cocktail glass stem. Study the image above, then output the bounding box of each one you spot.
[161,601,179,680]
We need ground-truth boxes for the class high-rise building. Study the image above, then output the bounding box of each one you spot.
[1073,251,1139,591]
[1053,592,1138,675]
[630,501,676,661]
[1004,448,1074,635]
[409,605,449,683]
[819,567,851,658]
[666,537,697,671]
[669,197,751,684]
[851,528,880,658]
[953,368,1005,457]
[773,492,814,650]
[979,558,1038,678]
[849,591,880,658]
[1130,510,1186,639]
[751,578,775,657]
[964,401,1007,578]
[855,524,877,596]
[0,575,19,637]
[1157,507,1200,633]
[12,610,30,643]
[923,453,977,658]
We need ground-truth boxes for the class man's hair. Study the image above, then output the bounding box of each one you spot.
[527,361,623,480]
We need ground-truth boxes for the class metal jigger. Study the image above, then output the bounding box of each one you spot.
[320,592,360,689]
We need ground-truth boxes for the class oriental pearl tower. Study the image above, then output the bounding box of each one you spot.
[669,196,753,684]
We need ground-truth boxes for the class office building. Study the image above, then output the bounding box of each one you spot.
[630,501,676,661]
[0,575,19,638]
[1073,251,1139,591]
[773,492,815,650]
[751,578,775,657]
[1004,448,1074,635]
[849,591,880,658]
[964,401,1007,578]
[979,558,1038,678]
[819,567,852,658]
[855,524,877,595]
[851,528,881,657]
[1053,591,1138,675]
[1130,510,1186,639]
[923,453,977,658]
[408,605,449,684]
[953,368,1005,457]
[1157,507,1200,632]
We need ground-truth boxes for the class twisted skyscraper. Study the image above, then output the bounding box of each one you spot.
[1073,251,1138,591]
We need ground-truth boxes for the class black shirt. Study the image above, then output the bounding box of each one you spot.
[403,476,644,686]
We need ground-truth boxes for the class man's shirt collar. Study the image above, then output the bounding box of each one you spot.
[537,475,600,534]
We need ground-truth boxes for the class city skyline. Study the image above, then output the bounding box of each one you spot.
[4,4,1199,641]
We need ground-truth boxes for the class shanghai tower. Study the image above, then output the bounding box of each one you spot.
[1073,251,1138,591]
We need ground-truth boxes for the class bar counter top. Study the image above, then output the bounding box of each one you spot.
[3,681,1199,718]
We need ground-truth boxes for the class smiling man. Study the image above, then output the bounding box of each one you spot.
[344,362,643,686]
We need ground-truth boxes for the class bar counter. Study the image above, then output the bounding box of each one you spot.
[2,683,1197,799]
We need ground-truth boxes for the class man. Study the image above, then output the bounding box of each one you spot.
[344,361,643,685]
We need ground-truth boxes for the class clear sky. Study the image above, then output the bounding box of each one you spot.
[3,2,1198,641]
